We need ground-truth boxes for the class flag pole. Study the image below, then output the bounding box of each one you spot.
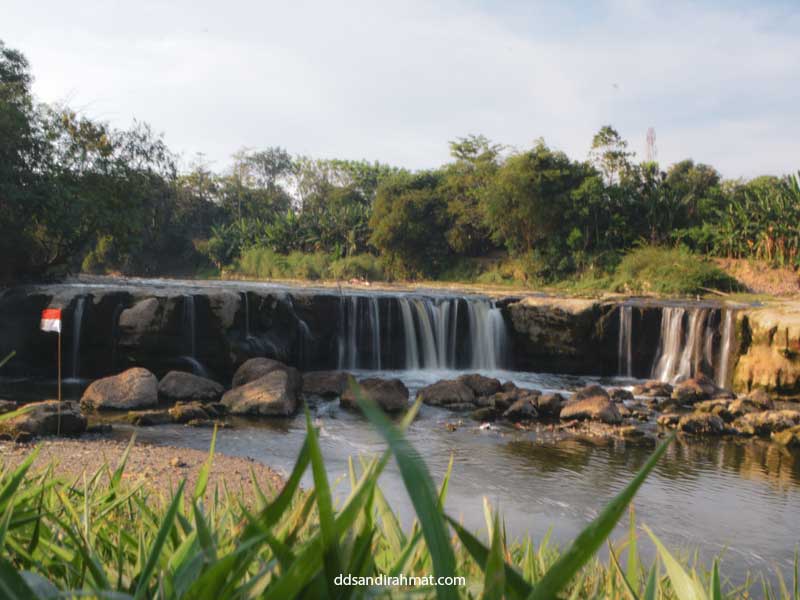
[57,327,62,435]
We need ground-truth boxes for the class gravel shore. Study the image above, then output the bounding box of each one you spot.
[0,435,284,504]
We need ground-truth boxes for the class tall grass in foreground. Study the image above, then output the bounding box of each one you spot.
[0,392,797,599]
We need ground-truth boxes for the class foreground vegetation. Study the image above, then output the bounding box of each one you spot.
[0,394,796,599]
[3,39,800,290]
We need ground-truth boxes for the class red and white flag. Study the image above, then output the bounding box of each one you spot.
[40,308,62,333]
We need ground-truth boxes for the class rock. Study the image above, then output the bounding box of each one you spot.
[470,407,497,421]
[128,410,172,426]
[232,358,289,388]
[457,374,502,397]
[503,397,539,422]
[445,402,476,412]
[561,395,621,424]
[609,388,634,403]
[501,381,518,393]
[0,401,86,437]
[86,423,113,434]
[170,457,187,468]
[633,380,673,398]
[745,388,774,409]
[657,413,681,428]
[0,400,18,414]
[734,410,800,436]
[417,380,476,407]
[187,419,217,427]
[772,425,800,447]
[536,393,564,417]
[118,298,161,335]
[222,368,302,417]
[671,374,719,405]
[158,371,224,403]
[694,399,734,422]
[208,402,227,416]
[728,398,761,418]
[341,378,409,413]
[81,368,158,411]
[573,384,610,402]
[678,413,725,435]
[13,431,33,444]
[169,402,211,424]
[303,371,352,398]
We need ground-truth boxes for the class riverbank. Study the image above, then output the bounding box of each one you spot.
[0,434,283,504]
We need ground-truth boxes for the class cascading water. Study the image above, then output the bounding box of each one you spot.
[70,296,86,380]
[716,310,736,388]
[339,294,508,371]
[617,305,633,377]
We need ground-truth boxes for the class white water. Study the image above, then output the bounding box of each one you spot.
[716,310,736,388]
[617,305,633,377]
[398,298,420,369]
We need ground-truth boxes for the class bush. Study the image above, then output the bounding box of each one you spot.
[611,246,741,295]
[329,254,384,280]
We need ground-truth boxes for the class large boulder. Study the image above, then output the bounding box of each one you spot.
[678,413,725,435]
[417,380,475,407]
[303,371,352,398]
[671,374,721,405]
[232,358,289,388]
[128,410,172,426]
[503,396,539,422]
[456,374,502,397]
[633,380,673,398]
[572,384,609,402]
[81,368,158,411]
[536,393,565,417]
[734,410,800,436]
[222,368,301,417]
[158,371,224,403]
[1,401,86,437]
[560,395,622,424]
[341,378,409,413]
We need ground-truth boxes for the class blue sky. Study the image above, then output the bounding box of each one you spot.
[4,0,798,178]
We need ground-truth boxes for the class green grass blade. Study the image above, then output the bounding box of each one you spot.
[626,505,640,591]
[193,426,217,502]
[644,524,707,600]
[709,559,721,600]
[482,512,506,600]
[528,434,673,600]
[642,561,658,600]
[354,381,458,600]
[0,557,35,600]
[609,541,640,600]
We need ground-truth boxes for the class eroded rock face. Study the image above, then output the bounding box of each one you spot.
[1,401,86,437]
[81,368,158,411]
[561,395,622,424]
[341,378,409,413]
[303,371,351,398]
[232,358,289,388]
[158,371,224,403]
[222,368,301,417]
[417,380,476,407]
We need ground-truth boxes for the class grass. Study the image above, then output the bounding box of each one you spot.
[0,390,796,599]
[234,248,385,282]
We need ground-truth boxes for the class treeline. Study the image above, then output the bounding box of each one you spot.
[2,39,799,285]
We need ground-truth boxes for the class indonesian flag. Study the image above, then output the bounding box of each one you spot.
[40,308,62,333]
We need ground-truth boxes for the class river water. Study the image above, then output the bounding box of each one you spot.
[11,367,792,583]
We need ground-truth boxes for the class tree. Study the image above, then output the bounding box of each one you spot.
[589,126,634,186]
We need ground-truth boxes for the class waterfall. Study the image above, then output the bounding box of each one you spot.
[413,299,438,368]
[182,295,196,358]
[241,292,251,339]
[70,296,86,379]
[368,297,381,370]
[651,307,686,382]
[398,298,420,369]
[716,310,735,388]
[617,305,633,377]
[675,308,708,381]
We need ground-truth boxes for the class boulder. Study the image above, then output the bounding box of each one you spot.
[303,371,352,398]
[671,374,719,405]
[734,410,800,436]
[81,368,158,411]
[678,413,725,435]
[657,413,681,428]
[0,400,18,415]
[222,368,302,417]
[536,393,565,417]
[500,381,519,393]
[633,380,673,398]
[169,402,212,424]
[772,425,800,447]
[232,358,289,388]
[561,395,621,424]
[503,396,539,422]
[128,410,172,426]
[745,388,774,409]
[694,399,733,422]
[456,374,502,397]
[417,380,475,407]
[572,384,610,402]
[0,401,86,437]
[341,378,409,413]
[118,298,160,335]
[158,371,224,403]
[471,407,497,422]
[609,388,634,403]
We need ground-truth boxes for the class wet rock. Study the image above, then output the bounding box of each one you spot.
[168,402,211,424]
[457,374,502,397]
[609,388,634,403]
[86,423,113,434]
[128,410,172,426]
[744,388,774,410]
[0,401,86,437]
[694,399,734,421]
[561,395,621,424]
[734,410,800,436]
[341,378,409,413]
[470,407,497,421]
[617,405,632,418]
[536,393,564,417]
[772,425,800,447]
[671,374,719,405]
[0,400,18,414]
[501,381,518,393]
[158,371,224,404]
[678,413,725,435]
[503,396,539,422]
[187,418,216,428]
[222,368,302,417]
[303,371,352,398]
[441,402,476,412]
[417,380,476,407]
[633,380,673,398]
[572,384,610,402]
[81,368,158,411]
[118,298,160,335]
[656,413,681,428]
[232,358,289,388]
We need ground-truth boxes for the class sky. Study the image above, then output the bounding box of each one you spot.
[4,0,799,178]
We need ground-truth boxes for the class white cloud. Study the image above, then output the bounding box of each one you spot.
[4,0,798,177]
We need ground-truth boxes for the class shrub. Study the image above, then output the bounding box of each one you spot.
[611,246,741,295]
[329,254,384,280]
